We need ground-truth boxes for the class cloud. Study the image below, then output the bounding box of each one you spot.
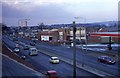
[2,1,75,18]
[2,1,75,25]
[2,0,119,11]
[1,0,119,26]
[2,2,27,18]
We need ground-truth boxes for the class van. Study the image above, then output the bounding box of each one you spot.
[28,47,38,56]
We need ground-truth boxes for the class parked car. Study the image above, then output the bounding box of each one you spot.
[98,56,116,64]
[14,48,20,53]
[28,47,38,56]
[45,70,58,78]
[49,57,59,64]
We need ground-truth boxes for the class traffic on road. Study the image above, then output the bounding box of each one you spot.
[2,34,119,78]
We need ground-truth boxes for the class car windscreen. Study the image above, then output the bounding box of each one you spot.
[106,57,113,61]
[52,58,58,60]
[32,49,36,51]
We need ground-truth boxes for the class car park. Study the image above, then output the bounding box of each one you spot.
[49,57,59,64]
[98,56,116,64]
[14,48,20,53]
[28,47,38,56]
[45,70,58,78]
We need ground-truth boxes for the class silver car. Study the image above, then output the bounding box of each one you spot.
[14,48,20,53]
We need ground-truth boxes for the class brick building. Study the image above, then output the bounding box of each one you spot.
[37,29,59,44]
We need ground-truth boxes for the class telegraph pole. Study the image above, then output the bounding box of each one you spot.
[73,21,76,78]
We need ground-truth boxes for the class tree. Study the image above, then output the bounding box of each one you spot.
[1,23,10,34]
[38,22,44,30]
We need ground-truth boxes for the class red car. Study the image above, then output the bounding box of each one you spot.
[46,70,58,78]
[98,56,116,64]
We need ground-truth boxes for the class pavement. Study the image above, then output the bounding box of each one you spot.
[76,44,119,60]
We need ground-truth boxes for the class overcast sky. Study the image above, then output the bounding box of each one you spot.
[1,0,119,26]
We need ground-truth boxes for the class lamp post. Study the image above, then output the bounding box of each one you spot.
[75,17,86,67]
[73,21,76,78]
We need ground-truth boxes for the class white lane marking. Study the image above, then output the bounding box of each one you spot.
[5,45,13,52]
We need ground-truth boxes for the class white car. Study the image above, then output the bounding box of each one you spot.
[49,57,59,64]
[14,48,20,53]
[29,47,38,56]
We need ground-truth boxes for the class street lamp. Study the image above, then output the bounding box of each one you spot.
[72,17,86,77]
[73,21,76,78]
[75,17,86,67]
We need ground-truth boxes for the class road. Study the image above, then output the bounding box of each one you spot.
[15,35,119,76]
[2,55,44,77]
[2,35,100,78]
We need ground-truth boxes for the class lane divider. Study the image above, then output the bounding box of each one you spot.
[37,47,115,77]
[13,40,116,77]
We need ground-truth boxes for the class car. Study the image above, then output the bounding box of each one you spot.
[45,70,58,78]
[30,42,35,46]
[28,47,38,56]
[49,57,59,64]
[32,40,36,43]
[15,44,19,48]
[98,56,116,64]
[20,55,26,60]
[14,48,20,53]
[24,45,29,50]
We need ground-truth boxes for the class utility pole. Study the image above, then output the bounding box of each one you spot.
[73,21,76,78]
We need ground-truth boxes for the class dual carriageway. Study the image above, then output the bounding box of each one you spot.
[2,35,120,78]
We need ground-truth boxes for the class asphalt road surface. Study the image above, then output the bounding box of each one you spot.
[2,55,44,77]
[16,35,119,76]
[2,35,102,78]
[3,35,120,77]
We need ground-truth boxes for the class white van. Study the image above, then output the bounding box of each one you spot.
[29,47,38,56]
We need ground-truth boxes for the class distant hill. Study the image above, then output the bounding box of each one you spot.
[48,21,118,28]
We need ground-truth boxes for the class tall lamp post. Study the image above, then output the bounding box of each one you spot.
[73,21,76,78]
